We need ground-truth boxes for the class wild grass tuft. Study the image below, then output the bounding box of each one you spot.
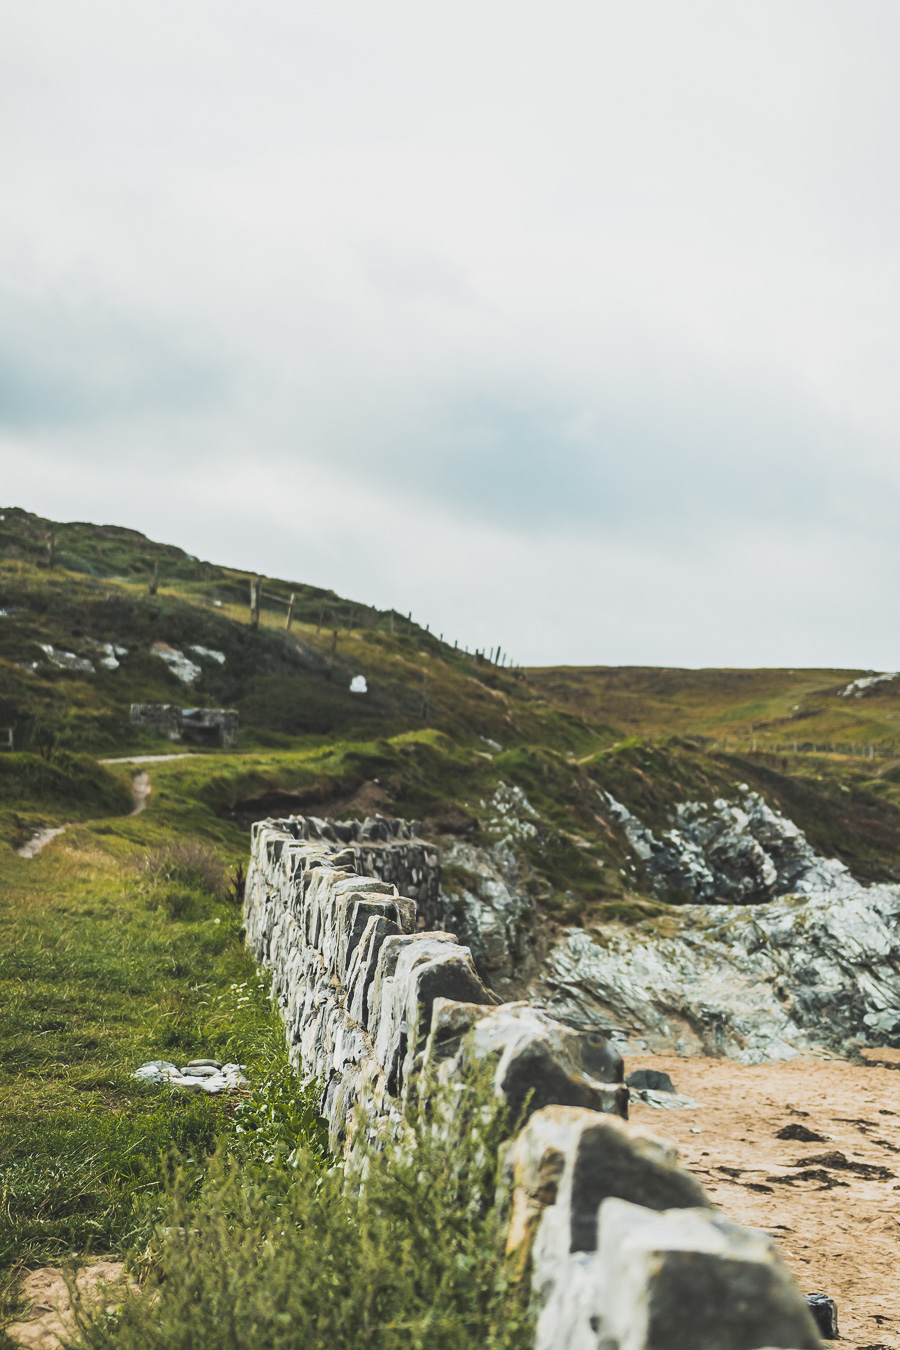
[68,1067,533,1350]
[136,839,228,919]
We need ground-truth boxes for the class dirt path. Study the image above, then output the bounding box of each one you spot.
[129,770,151,815]
[16,772,151,855]
[99,753,197,764]
[628,1051,900,1350]
[14,827,67,859]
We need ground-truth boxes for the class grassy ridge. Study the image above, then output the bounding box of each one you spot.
[529,664,900,751]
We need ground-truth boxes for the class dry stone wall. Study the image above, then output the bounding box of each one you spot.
[244,815,823,1350]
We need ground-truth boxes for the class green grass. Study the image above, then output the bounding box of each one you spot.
[0,828,284,1270]
[0,752,133,850]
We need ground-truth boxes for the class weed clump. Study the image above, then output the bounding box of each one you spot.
[137,840,227,920]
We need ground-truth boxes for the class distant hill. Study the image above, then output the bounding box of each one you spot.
[528,663,900,757]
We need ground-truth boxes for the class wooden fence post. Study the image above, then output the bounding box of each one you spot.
[250,577,261,629]
[46,533,55,569]
[149,558,159,596]
[285,593,295,630]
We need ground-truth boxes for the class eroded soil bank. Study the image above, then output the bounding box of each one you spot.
[629,1051,900,1350]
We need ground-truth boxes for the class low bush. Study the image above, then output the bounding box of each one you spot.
[137,840,228,920]
[69,1070,534,1350]
[140,840,227,898]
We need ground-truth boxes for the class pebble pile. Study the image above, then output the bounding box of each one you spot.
[133,1058,249,1094]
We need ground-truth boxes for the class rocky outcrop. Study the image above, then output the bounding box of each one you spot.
[535,880,900,1062]
[430,784,543,995]
[605,788,854,904]
[243,814,823,1350]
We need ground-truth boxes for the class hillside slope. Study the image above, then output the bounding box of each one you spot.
[4,503,900,933]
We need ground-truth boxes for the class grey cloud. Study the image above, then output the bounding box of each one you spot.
[332,372,864,541]
[0,290,230,430]
[359,242,472,302]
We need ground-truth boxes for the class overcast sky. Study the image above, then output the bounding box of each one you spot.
[2,1,899,667]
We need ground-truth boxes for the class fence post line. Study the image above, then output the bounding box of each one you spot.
[250,577,261,629]
[285,593,295,631]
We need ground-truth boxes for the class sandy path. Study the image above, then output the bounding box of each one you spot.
[129,770,151,814]
[14,826,67,859]
[99,753,196,764]
[628,1051,900,1349]
[16,771,151,855]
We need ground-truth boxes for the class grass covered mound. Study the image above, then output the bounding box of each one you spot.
[0,752,133,851]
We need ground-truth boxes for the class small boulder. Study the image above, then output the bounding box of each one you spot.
[805,1292,839,1339]
[626,1068,676,1094]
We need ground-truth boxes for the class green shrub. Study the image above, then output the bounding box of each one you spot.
[69,1071,533,1350]
[136,840,228,919]
[140,840,227,897]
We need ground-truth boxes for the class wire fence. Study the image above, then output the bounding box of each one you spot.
[704,739,899,761]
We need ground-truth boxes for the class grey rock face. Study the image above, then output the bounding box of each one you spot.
[438,838,537,990]
[604,789,854,905]
[428,784,544,992]
[536,879,900,1061]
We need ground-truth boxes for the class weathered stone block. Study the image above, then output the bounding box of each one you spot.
[593,1200,821,1350]
[512,1105,710,1289]
[452,1007,628,1125]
